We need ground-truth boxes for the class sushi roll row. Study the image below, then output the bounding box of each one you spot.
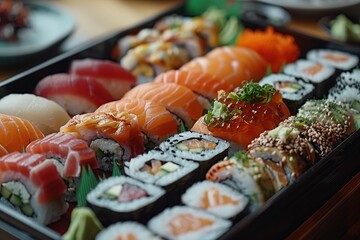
[204,99,355,210]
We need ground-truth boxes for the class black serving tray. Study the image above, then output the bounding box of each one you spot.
[0,2,359,240]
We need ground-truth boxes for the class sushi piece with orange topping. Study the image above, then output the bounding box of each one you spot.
[191,82,290,149]
[60,112,144,171]
[306,49,359,71]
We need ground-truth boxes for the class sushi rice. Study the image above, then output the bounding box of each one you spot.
[148,206,231,240]
[125,150,199,187]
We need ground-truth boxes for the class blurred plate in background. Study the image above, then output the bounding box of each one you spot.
[0,2,75,67]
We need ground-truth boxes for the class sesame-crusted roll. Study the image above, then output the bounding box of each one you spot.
[248,125,315,184]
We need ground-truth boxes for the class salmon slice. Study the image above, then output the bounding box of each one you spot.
[323,54,349,62]
[168,213,214,236]
[181,57,252,88]
[26,132,99,178]
[206,46,268,81]
[200,187,239,209]
[0,114,44,156]
[123,82,204,128]
[302,63,323,75]
[154,70,234,100]
[96,98,178,141]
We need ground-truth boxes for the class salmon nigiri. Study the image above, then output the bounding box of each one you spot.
[154,70,234,100]
[180,57,252,88]
[0,113,44,156]
[206,46,269,81]
[96,98,179,145]
[123,82,204,129]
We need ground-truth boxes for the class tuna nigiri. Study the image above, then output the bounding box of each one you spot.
[206,46,269,81]
[181,57,252,88]
[123,82,204,129]
[34,73,114,116]
[0,152,68,225]
[70,58,136,100]
[60,112,144,171]
[96,98,179,145]
[0,93,70,135]
[0,113,44,156]
[154,70,234,100]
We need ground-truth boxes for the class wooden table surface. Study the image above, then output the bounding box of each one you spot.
[0,1,359,238]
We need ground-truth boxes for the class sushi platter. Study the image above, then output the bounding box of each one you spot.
[0,2,360,240]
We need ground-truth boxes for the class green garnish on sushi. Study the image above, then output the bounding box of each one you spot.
[204,100,242,126]
[228,82,276,104]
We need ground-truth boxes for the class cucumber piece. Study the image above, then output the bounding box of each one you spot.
[1,185,12,199]
[101,185,122,200]
[189,147,206,153]
[9,194,22,207]
[21,203,34,217]
[176,143,188,151]
[161,162,179,173]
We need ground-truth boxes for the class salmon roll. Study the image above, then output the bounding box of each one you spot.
[154,69,235,102]
[181,181,249,220]
[123,82,204,129]
[148,206,231,240]
[206,46,268,81]
[60,112,144,171]
[0,152,68,225]
[96,98,179,147]
[96,222,161,240]
[306,49,359,71]
[0,113,44,157]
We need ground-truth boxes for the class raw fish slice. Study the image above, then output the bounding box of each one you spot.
[70,58,136,100]
[0,152,67,204]
[34,73,114,116]
[96,98,178,142]
[123,82,204,128]
[206,46,268,81]
[181,57,252,88]
[26,132,99,178]
[0,93,70,135]
[0,114,44,156]
[154,70,234,100]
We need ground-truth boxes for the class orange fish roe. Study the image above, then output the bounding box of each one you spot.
[236,27,300,73]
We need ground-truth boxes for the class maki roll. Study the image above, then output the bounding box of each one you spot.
[181,181,249,220]
[26,132,99,201]
[328,69,360,103]
[96,222,161,240]
[159,131,230,176]
[87,176,165,226]
[248,124,315,185]
[260,73,315,114]
[60,112,144,171]
[306,49,359,71]
[148,206,231,240]
[125,150,199,193]
[206,152,277,209]
[283,59,336,98]
[0,152,68,225]
[120,41,190,83]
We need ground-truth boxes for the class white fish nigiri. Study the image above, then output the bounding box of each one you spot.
[0,93,71,135]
